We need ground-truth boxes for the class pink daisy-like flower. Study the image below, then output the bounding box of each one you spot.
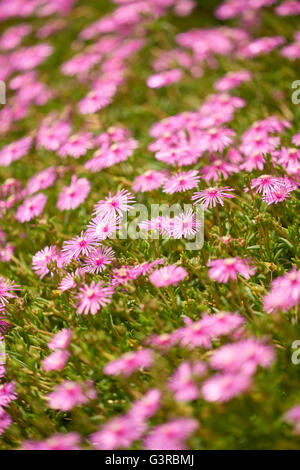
[48,329,72,351]
[202,127,235,153]
[32,245,61,279]
[263,268,300,314]
[93,189,135,218]
[144,418,198,450]
[0,382,17,407]
[103,349,153,377]
[262,182,295,205]
[202,372,252,403]
[163,170,200,194]
[47,381,94,411]
[276,0,300,16]
[208,257,256,283]
[86,214,121,241]
[78,86,116,114]
[129,389,161,420]
[169,361,207,402]
[26,167,57,195]
[57,176,90,211]
[250,175,283,195]
[0,136,32,167]
[37,119,71,152]
[214,70,252,92]
[192,186,234,209]
[132,169,168,193]
[176,313,245,350]
[284,404,300,434]
[42,350,70,372]
[0,276,19,308]
[83,246,115,274]
[90,415,146,450]
[0,408,12,436]
[292,132,300,147]
[149,265,188,288]
[201,158,239,183]
[61,231,98,263]
[76,281,114,315]
[16,193,47,223]
[58,132,94,159]
[171,209,202,239]
[147,69,183,88]
[209,339,275,375]
[58,269,85,292]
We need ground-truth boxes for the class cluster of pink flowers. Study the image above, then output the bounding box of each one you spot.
[42,329,72,372]
[0,0,299,452]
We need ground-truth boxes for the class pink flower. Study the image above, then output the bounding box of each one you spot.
[0,136,32,167]
[83,246,115,274]
[163,170,200,194]
[32,245,61,279]
[57,176,90,211]
[93,189,135,218]
[276,1,300,16]
[42,350,70,372]
[262,182,294,205]
[169,361,206,402]
[103,349,153,377]
[0,276,19,308]
[78,86,116,114]
[58,132,94,159]
[86,214,121,241]
[263,268,300,313]
[47,381,95,411]
[23,433,81,450]
[0,382,17,407]
[202,373,252,403]
[61,231,98,263]
[292,132,300,147]
[250,175,283,195]
[192,186,234,209]
[147,69,183,88]
[16,193,47,223]
[208,257,256,283]
[209,339,275,375]
[132,170,168,192]
[144,418,198,450]
[149,265,188,288]
[26,167,57,195]
[0,408,12,435]
[129,389,161,420]
[90,415,146,450]
[214,70,252,91]
[58,269,85,292]
[171,210,202,239]
[201,158,239,183]
[176,313,245,350]
[284,404,300,434]
[11,44,53,70]
[0,24,31,50]
[48,329,72,351]
[239,36,285,58]
[77,281,114,315]
[37,118,71,151]
[202,127,235,153]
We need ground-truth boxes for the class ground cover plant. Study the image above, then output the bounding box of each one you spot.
[0,0,300,451]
